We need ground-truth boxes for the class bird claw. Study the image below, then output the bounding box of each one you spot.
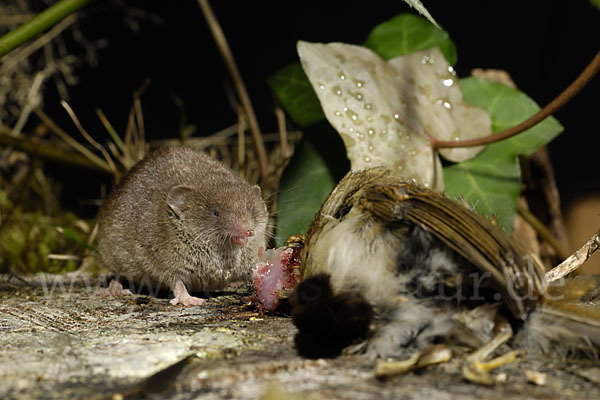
[462,350,521,385]
[375,351,423,379]
[461,315,520,385]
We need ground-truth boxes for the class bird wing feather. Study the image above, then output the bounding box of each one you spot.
[357,177,546,319]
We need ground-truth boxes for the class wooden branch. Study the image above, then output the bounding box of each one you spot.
[0,124,110,174]
[545,230,600,282]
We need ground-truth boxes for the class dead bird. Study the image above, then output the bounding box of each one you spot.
[285,167,600,383]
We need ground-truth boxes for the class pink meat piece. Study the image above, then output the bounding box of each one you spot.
[253,246,301,312]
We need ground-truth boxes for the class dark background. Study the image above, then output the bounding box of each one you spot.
[40,0,599,212]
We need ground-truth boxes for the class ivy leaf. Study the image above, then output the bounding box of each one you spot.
[275,137,337,246]
[364,14,456,65]
[444,77,563,233]
[267,63,325,127]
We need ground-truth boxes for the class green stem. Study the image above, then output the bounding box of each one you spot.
[0,0,95,59]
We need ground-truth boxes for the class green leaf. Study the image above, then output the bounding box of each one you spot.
[444,148,520,233]
[459,77,563,156]
[275,137,337,246]
[364,14,457,65]
[444,77,563,232]
[591,0,600,11]
[267,63,324,127]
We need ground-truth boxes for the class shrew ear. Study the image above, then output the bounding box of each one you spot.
[166,185,193,217]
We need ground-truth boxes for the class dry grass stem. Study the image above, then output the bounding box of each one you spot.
[60,100,119,177]
[0,14,35,26]
[33,107,111,172]
[132,80,147,161]
[197,0,268,182]
[47,254,80,261]
[275,105,288,157]
[96,109,125,153]
[237,108,246,166]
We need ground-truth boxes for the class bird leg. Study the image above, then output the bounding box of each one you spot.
[461,314,521,385]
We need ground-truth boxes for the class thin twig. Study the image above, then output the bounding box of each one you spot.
[517,203,570,260]
[197,0,268,182]
[545,230,600,282]
[433,50,600,149]
[12,70,48,136]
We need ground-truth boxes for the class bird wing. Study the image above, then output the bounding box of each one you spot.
[359,180,546,319]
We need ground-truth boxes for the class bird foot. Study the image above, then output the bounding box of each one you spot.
[375,344,452,379]
[462,350,521,385]
[461,315,519,385]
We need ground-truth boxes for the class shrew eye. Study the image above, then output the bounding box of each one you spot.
[213,210,220,217]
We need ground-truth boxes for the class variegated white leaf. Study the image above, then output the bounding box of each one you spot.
[386,48,491,163]
[297,41,492,190]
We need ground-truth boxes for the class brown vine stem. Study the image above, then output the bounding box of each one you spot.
[432,50,600,149]
[197,0,268,183]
